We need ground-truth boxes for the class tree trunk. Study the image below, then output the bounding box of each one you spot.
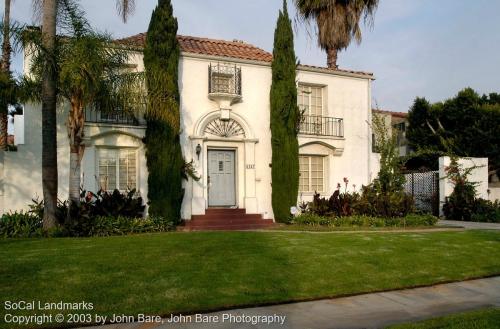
[66,98,85,223]
[68,150,81,204]
[1,0,10,71]
[41,0,58,230]
[0,0,11,150]
[327,47,338,69]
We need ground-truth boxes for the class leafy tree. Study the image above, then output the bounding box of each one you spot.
[270,0,300,222]
[143,0,183,221]
[406,97,441,153]
[294,0,378,68]
[407,88,500,179]
[372,112,405,193]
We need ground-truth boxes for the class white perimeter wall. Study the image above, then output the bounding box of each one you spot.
[438,156,489,216]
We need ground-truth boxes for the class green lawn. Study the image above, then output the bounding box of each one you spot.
[269,224,456,232]
[387,308,500,329]
[1,230,499,328]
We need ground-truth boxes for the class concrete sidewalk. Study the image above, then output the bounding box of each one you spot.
[83,277,500,329]
[438,220,500,230]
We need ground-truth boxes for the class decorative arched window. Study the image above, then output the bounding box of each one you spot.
[203,118,246,138]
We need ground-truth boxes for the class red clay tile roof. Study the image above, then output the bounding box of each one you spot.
[298,64,373,77]
[373,109,408,118]
[116,33,373,77]
[117,33,273,62]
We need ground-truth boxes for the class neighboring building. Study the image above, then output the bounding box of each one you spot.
[0,34,377,220]
[372,109,410,156]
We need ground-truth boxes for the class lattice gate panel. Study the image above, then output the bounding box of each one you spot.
[404,171,439,216]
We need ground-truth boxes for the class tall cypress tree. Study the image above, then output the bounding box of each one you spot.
[270,0,300,222]
[143,0,183,221]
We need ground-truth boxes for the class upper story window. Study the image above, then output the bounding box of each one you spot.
[393,122,406,132]
[208,63,242,96]
[298,84,324,116]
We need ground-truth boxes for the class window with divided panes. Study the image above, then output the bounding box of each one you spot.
[298,84,323,116]
[98,149,137,191]
[299,155,325,193]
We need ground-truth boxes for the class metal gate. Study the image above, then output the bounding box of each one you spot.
[404,170,439,216]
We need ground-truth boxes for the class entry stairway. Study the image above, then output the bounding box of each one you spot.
[180,208,274,231]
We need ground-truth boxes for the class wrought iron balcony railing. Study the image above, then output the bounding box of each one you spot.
[208,63,242,96]
[299,115,344,137]
[84,108,146,126]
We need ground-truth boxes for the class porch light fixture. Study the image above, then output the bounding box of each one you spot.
[196,144,202,160]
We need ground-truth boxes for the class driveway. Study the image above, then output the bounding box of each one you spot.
[438,219,500,230]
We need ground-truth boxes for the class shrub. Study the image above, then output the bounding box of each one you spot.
[0,211,43,238]
[0,190,172,238]
[442,181,476,221]
[91,189,145,218]
[354,185,414,218]
[442,157,477,221]
[308,193,331,216]
[32,189,145,224]
[306,180,360,217]
[470,199,500,223]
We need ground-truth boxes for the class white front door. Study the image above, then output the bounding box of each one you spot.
[208,150,236,207]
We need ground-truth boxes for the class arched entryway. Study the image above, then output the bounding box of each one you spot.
[189,111,258,216]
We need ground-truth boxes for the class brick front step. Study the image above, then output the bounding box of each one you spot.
[191,214,263,221]
[204,208,246,215]
[180,225,273,231]
[180,208,274,231]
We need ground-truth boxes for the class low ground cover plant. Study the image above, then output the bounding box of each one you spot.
[0,189,175,238]
[292,213,437,228]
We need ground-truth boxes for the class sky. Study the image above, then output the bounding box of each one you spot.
[2,0,500,112]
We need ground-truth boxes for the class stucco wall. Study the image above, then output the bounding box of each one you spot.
[488,187,500,202]
[1,100,147,215]
[1,50,374,220]
[438,156,489,216]
[297,69,373,200]
[177,55,274,219]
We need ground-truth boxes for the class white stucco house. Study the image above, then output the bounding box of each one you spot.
[0,34,378,221]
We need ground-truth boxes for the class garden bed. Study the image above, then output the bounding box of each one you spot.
[289,213,438,228]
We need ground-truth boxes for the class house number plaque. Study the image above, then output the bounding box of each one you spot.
[246,164,255,169]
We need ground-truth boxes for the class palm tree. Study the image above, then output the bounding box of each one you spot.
[20,3,142,217]
[40,0,59,230]
[28,0,133,229]
[294,0,379,69]
[116,0,135,23]
[1,0,12,150]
